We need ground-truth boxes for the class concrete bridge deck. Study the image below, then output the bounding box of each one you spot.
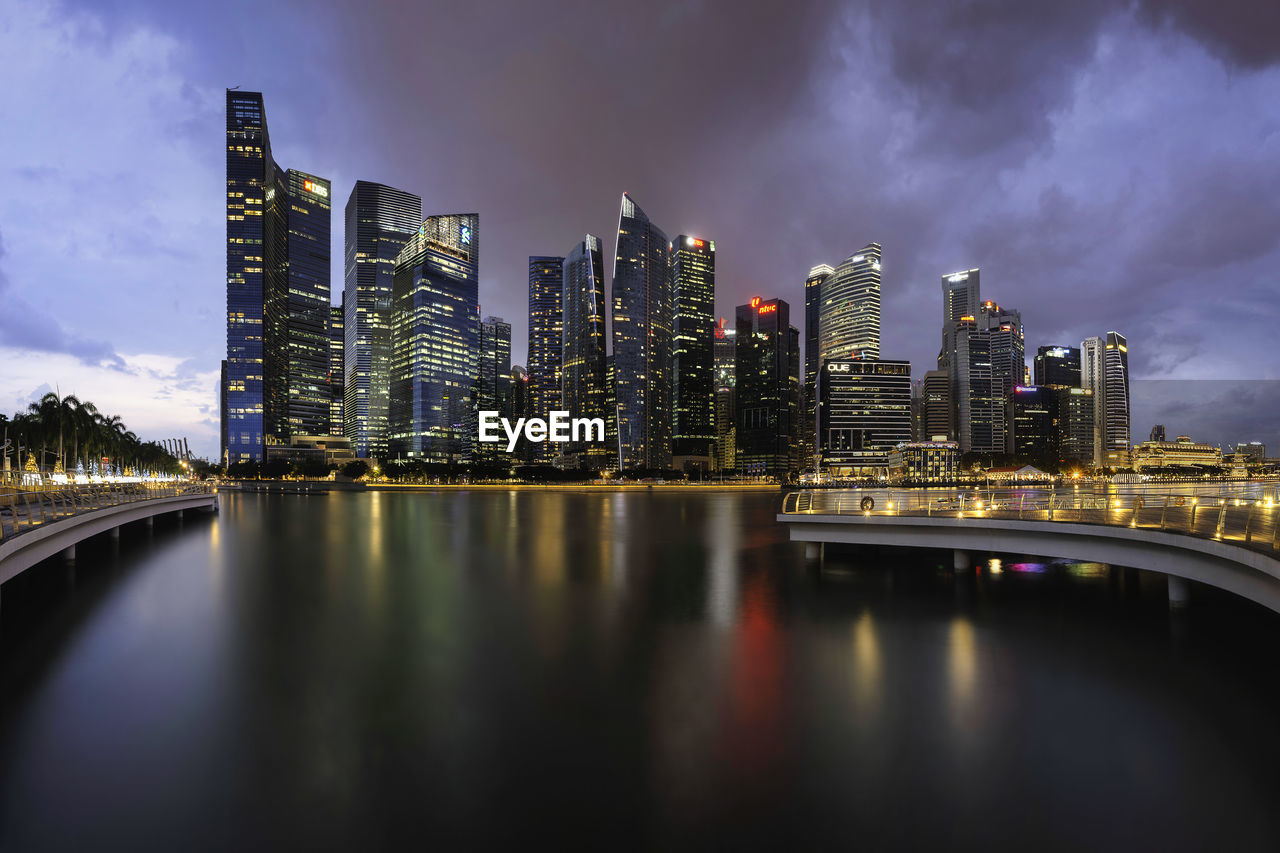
[0,484,219,590]
[779,487,1280,612]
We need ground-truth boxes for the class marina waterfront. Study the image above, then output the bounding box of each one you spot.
[3,489,1280,849]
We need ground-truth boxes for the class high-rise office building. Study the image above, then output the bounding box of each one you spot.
[1102,331,1131,466]
[818,244,881,365]
[225,90,272,464]
[219,359,229,464]
[714,318,737,472]
[389,214,480,462]
[479,316,512,412]
[670,235,716,471]
[328,302,345,437]
[1034,346,1081,387]
[561,236,613,468]
[611,193,671,470]
[527,256,565,462]
[951,302,1024,454]
[1056,387,1095,465]
[275,170,332,439]
[343,181,422,460]
[1008,385,1055,459]
[1151,424,1167,443]
[818,358,911,477]
[1081,336,1105,465]
[921,368,951,440]
[736,298,799,479]
[940,269,981,370]
[803,263,834,467]
[224,91,332,462]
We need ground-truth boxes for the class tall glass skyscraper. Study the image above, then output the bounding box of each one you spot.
[561,236,613,467]
[1081,336,1105,465]
[224,91,329,461]
[1033,345,1081,387]
[803,263,833,468]
[611,193,671,470]
[1102,331,1131,466]
[389,214,480,462]
[479,316,512,412]
[736,298,799,478]
[714,318,736,472]
[527,256,564,461]
[279,170,331,438]
[670,235,716,469]
[344,181,422,460]
[224,90,271,463]
[328,301,345,437]
[818,243,881,365]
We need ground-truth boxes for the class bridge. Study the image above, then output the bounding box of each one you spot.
[0,483,219,601]
[779,487,1280,612]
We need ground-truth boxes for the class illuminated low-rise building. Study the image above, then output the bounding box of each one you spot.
[1131,436,1222,474]
[888,440,959,484]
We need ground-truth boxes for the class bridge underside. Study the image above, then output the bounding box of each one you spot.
[780,514,1280,614]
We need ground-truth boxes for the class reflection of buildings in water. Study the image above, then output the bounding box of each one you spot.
[722,567,786,783]
[530,494,566,587]
[850,610,882,720]
[608,491,628,590]
[947,618,977,726]
[705,495,739,627]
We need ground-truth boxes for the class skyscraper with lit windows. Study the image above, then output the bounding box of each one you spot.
[736,298,799,478]
[818,243,881,365]
[527,256,564,461]
[670,234,716,471]
[343,181,422,459]
[389,214,480,462]
[803,263,834,467]
[611,193,671,470]
[561,236,613,467]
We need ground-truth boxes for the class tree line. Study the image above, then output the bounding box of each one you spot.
[1,392,181,475]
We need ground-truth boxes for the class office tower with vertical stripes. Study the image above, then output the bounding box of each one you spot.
[818,243,881,365]
[343,181,422,460]
[561,236,614,468]
[670,234,716,471]
[527,256,565,460]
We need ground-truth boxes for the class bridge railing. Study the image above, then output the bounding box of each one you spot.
[0,483,214,543]
[781,488,1280,558]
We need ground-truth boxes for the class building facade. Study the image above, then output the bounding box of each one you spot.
[343,181,422,459]
[803,264,834,468]
[714,319,736,472]
[818,358,911,477]
[1102,331,1131,467]
[670,235,716,471]
[889,441,960,484]
[736,298,798,479]
[1007,385,1054,459]
[1033,345,1081,387]
[611,193,671,470]
[328,302,344,436]
[561,236,613,468]
[818,243,881,364]
[388,214,480,462]
[526,255,565,461]
[1081,336,1105,466]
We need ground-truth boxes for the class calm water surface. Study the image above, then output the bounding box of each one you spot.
[2,489,1280,850]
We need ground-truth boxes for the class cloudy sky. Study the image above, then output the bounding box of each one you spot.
[1,0,1278,458]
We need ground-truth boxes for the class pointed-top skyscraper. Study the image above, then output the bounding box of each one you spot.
[611,193,671,470]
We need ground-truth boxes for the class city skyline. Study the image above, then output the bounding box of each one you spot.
[3,0,1280,458]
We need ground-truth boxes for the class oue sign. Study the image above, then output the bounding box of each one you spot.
[828,362,851,373]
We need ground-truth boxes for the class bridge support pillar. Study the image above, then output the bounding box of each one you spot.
[110,525,120,541]
[1168,576,1190,609]
[62,544,75,562]
[953,549,971,571]
[805,543,822,562]
[176,509,184,522]
[146,516,154,531]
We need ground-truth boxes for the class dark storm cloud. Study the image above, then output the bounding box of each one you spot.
[1135,0,1280,68]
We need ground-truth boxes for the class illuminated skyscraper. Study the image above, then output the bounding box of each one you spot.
[343,181,422,459]
[611,193,671,470]
[939,268,981,371]
[224,91,330,462]
[224,90,271,463]
[736,298,799,478]
[670,235,716,471]
[561,236,613,467]
[1081,336,1105,465]
[1102,331,1131,466]
[818,243,881,365]
[527,256,564,461]
[803,263,834,468]
[819,358,911,477]
[714,318,736,472]
[389,214,480,462]
[328,302,344,436]
[1034,345,1081,387]
[952,302,1023,454]
[275,169,332,439]
[479,316,512,412]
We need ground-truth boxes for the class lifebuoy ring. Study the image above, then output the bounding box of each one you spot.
[1174,496,1186,507]
[860,496,875,512]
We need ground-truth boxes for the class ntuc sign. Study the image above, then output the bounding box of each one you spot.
[758,303,776,315]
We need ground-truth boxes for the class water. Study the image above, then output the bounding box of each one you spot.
[2,489,1280,850]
